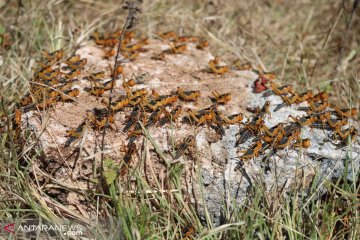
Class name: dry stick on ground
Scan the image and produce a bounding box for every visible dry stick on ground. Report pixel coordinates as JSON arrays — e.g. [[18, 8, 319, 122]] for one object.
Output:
[[100, 0, 142, 193], [337, 0, 359, 68]]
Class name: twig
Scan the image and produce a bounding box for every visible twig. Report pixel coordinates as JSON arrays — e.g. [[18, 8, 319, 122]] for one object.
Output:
[[99, 0, 142, 193], [337, 0, 359, 69]]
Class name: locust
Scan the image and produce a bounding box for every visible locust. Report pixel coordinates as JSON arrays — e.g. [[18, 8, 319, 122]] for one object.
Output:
[[110, 97, 130, 112], [65, 121, 88, 147], [232, 60, 252, 71], [237, 140, 263, 161], [64, 68, 81, 79], [332, 126, 356, 141], [186, 108, 216, 126], [196, 39, 209, 50], [236, 117, 264, 145], [208, 57, 229, 74], [257, 101, 271, 118], [87, 111, 115, 130], [220, 113, 244, 125], [330, 104, 358, 119], [176, 87, 201, 102], [211, 90, 231, 104], [159, 105, 182, 126], [173, 136, 195, 160], [275, 128, 301, 150], [42, 49, 64, 62], [318, 112, 348, 129], [38, 68, 60, 81], [293, 138, 311, 149], [262, 83, 293, 97], [145, 108, 163, 128], [124, 142, 136, 165], [274, 92, 299, 112], [288, 115, 318, 127]]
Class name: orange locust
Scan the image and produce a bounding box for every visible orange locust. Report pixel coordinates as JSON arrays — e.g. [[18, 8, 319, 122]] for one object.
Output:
[[275, 128, 301, 150], [296, 90, 314, 103], [257, 101, 271, 118], [282, 92, 299, 105], [123, 51, 140, 61], [65, 54, 81, 65], [196, 39, 209, 50], [57, 81, 74, 92], [208, 56, 229, 74], [145, 108, 163, 128], [311, 90, 328, 103], [92, 31, 118, 47], [259, 123, 286, 146], [211, 90, 231, 104], [238, 140, 263, 161], [104, 48, 116, 59], [293, 138, 311, 149], [122, 79, 136, 89], [273, 92, 299, 112], [236, 117, 264, 145], [110, 64, 123, 79], [42, 49, 64, 62], [261, 123, 285, 138], [127, 121, 145, 141], [308, 101, 330, 113], [110, 97, 130, 111], [318, 112, 348, 129], [13, 108, 22, 130], [335, 128, 358, 146], [181, 224, 195, 239], [332, 126, 356, 141], [64, 68, 81, 79], [259, 72, 276, 81], [168, 43, 187, 54], [65, 121, 88, 147], [264, 82, 293, 97], [122, 38, 149, 52], [232, 60, 252, 71], [86, 86, 105, 97], [219, 113, 244, 125], [122, 31, 135, 44], [101, 80, 114, 91], [176, 87, 201, 102], [19, 94, 33, 107], [26, 97, 58, 111], [174, 135, 195, 160], [123, 107, 146, 133], [186, 107, 216, 126], [144, 95, 178, 111], [67, 58, 87, 70], [123, 142, 137, 164], [176, 36, 199, 43], [60, 88, 80, 102], [87, 111, 115, 130], [330, 104, 358, 119], [288, 115, 318, 127], [38, 68, 60, 81], [158, 31, 177, 41], [159, 105, 182, 126], [127, 88, 148, 100]]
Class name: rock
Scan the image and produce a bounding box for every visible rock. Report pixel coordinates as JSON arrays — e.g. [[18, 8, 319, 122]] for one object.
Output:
[[22, 37, 359, 226]]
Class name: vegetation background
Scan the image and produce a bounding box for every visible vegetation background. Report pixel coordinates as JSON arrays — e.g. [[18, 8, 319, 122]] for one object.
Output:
[[0, 0, 359, 239]]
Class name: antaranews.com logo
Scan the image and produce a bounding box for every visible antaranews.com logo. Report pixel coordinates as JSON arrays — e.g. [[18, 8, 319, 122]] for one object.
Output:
[[0, 219, 89, 238]]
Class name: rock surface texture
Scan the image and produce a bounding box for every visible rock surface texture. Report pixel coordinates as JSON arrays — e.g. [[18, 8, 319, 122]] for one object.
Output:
[[23, 36, 359, 225]]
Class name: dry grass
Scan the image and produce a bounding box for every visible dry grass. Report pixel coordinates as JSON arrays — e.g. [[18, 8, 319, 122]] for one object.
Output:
[[0, 0, 359, 239]]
